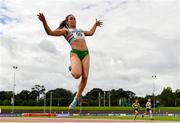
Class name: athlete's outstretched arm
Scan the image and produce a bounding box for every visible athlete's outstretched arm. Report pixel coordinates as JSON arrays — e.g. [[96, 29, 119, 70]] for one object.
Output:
[[84, 19, 103, 36], [37, 13, 67, 36]]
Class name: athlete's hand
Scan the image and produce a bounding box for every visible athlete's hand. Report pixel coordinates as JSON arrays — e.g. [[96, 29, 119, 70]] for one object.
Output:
[[95, 19, 103, 27], [37, 13, 46, 22]]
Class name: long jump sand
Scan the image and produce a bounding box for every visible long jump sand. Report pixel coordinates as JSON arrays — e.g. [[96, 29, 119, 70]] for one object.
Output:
[[0, 117, 180, 123]]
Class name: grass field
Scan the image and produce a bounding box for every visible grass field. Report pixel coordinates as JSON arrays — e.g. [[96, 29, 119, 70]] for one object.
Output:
[[0, 106, 180, 122], [1, 106, 180, 111], [69, 116, 180, 121]]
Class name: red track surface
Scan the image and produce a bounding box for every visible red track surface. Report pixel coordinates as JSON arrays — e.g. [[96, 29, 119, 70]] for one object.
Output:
[[0, 117, 179, 123]]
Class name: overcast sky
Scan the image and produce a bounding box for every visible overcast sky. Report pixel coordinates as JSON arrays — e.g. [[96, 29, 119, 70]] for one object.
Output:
[[0, 0, 179, 97]]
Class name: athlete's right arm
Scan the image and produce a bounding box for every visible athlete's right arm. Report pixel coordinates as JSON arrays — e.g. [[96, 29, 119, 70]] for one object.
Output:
[[37, 13, 67, 36]]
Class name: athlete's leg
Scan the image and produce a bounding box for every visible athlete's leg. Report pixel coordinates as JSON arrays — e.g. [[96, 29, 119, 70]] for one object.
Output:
[[143, 110, 147, 117], [134, 110, 138, 120], [142, 111, 146, 118], [75, 55, 90, 98], [69, 55, 89, 109], [149, 110, 153, 118], [70, 53, 82, 79]]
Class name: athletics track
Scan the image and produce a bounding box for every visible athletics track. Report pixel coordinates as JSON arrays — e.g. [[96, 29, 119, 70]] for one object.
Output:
[[0, 117, 180, 123]]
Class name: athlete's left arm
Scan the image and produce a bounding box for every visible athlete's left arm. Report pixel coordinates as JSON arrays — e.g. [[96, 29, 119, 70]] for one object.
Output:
[[84, 19, 103, 36]]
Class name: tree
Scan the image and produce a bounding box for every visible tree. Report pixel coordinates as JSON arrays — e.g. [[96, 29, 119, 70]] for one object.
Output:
[[16, 90, 30, 100], [0, 91, 12, 101], [29, 90, 39, 100], [110, 88, 129, 106], [46, 88, 73, 106], [160, 87, 175, 106], [3, 100, 11, 106], [110, 89, 120, 106], [31, 84, 46, 102], [85, 88, 103, 106], [16, 90, 30, 105], [85, 88, 103, 100], [175, 89, 180, 106], [125, 90, 135, 99]]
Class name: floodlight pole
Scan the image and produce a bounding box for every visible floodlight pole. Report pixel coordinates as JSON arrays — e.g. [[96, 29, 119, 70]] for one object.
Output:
[[152, 75, 156, 114], [104, 91, 106, 107], [50, 92, 52, 113], [44, 93, 46, 113], [12, 66, 18, 113], [109, 91, 111, 107], [99, 92, 101, 107]]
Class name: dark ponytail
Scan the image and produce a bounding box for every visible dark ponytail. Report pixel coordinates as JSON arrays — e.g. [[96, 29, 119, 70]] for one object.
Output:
[[57, 14, 73, 29], [57, 20, 68, 29]]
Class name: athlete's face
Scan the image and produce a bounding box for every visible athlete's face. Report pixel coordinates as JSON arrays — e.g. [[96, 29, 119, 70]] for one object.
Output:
[[67, 15, 76, 28]]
